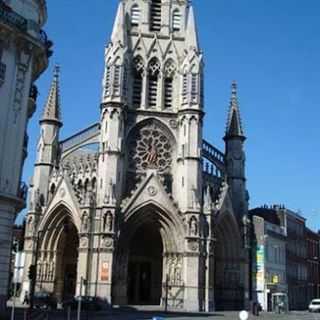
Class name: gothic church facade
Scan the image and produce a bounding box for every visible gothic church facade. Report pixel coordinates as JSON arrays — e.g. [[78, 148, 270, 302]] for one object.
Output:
[[22, 0, 250, 312]]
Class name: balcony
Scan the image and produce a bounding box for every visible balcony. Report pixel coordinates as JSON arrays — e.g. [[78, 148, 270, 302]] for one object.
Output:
[[0, 1, 27, 32]]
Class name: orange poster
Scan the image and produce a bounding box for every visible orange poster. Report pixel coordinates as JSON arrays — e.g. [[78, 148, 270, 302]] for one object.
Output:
[[101, 261, 109, 281]]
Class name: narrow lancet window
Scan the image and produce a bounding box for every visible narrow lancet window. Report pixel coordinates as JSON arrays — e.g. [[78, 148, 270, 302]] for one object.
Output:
[[172, 9, 181, 31], [131, 5, 141, 26], [164, 60, 176, 109], [148, 58, 160, 108], [132, 57, 144, 108], [150, 0, 162, 32]]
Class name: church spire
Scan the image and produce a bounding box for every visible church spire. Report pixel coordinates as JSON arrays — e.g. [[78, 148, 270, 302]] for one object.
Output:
[[225, 81, 245, 139], [185, 5, 199, 51], [41, 65, 62, 127], [111, 1, 126, 46]]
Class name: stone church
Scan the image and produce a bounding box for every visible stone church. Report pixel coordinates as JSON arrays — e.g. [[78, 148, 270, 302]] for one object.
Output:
[[22, 0, 250, 312]]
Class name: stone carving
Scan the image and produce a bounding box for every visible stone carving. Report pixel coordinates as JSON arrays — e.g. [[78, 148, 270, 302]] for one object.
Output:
[[103, 211, 113, 233], [13, 50, 32, 123], [188, 239, 199, 251], [27, 216, 34, 235], [191, 186, 200, 209], [81, 213, 89, 233], [104, 179, 116, 205], [80, 237, 88, 248], [189, 216, 198, 236], [147, 185, 157, 197], [102, 237, 113, 248], [168, 255, 183, 285], [203, 185, 212, 211]]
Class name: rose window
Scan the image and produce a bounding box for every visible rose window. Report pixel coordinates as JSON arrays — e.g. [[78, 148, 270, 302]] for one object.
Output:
[[128, 124, 172, 173]]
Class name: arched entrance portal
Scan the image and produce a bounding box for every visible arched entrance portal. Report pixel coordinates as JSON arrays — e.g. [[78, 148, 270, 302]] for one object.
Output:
[[214, 213, 244, 310], [128, 222, 163, 305], [113, 203, 184, 307], [54, 222, 79, 302]]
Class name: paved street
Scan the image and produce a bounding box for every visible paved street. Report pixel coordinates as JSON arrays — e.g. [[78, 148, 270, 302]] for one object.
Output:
[[8, 308, 320, 320]]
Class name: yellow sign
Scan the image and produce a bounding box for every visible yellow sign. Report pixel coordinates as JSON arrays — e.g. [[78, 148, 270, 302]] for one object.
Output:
[[272, 275, 279, 284]]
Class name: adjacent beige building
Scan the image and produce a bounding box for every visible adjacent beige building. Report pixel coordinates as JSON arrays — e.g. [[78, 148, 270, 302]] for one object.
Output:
[[0, 0, 49, 311], [22, 0, 250, 312]]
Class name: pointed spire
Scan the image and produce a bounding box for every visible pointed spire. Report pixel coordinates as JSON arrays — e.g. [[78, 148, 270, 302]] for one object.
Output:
[[185, 5, 199, 51], [111, 1, 126, 46], [225, 81, 245, 139], [41, 65, 62, 126]]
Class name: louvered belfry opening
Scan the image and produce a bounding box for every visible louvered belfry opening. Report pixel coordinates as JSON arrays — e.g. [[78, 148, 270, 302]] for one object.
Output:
[[131, 4, 140, 26], [133, 72, 142, 107], [133, 57, 144, 108], [148, 58, 160, 108], [164, 60, 175, 109], [164, 78, 173, 109], [150, 0, 162, 32]]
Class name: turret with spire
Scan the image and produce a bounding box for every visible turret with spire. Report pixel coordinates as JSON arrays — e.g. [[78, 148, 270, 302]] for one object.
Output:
[[224, 81, 248, 219], [32, 65, 63, 208]]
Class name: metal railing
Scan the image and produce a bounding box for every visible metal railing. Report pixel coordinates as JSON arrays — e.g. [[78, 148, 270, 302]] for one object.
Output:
[[0, 1, 27, 32]]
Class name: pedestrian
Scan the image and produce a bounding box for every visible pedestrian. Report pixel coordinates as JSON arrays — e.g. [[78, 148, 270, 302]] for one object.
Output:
[[23, 291, 29, 305]]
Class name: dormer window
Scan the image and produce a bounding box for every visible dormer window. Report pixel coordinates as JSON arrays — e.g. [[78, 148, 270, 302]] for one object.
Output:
[[172, 9, 181, 32], [150, 0, 162, 32], [131, 4, 141, 27]]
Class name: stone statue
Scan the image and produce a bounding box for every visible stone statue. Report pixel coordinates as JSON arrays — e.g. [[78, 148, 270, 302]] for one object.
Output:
[[82, 213, 89, 233], [189, 216, 198, 236]]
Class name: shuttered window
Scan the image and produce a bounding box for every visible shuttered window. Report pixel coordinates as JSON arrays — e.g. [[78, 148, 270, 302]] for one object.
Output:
[[150, 0, 162, 32], [172, 10, 181, 31], [131, 5, 140, 26]]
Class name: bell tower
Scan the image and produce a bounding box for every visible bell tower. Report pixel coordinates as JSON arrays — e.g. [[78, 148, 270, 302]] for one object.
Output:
[[97, 0, 204, 310]]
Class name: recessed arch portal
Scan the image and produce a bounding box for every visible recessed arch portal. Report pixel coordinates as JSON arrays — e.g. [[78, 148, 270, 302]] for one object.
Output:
[[35, 204, 80, 303], [214, 212, 244, 311], [113, 203, 184, 306]]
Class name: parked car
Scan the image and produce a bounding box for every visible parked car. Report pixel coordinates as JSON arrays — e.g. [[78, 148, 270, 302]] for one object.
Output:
[[309, 299, 320, 313], [63, 296, 102, 311], [33, 291, 56, 310]]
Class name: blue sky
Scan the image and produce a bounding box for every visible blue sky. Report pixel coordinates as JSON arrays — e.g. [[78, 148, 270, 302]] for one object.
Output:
[[20, 0, 320, 230]]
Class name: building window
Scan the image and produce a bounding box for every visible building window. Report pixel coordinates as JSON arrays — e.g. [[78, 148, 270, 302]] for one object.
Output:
[[182, 73, 188, 103], [164, 60, 176, 109], [131, 4, 141, 26], [172, 9, 181, 31], [191, 73, 198, 103], [132, 57, 144, 108], [150, 0, 162, 32], [104, 66, 111, 97], [148, 58, 160, 108], [113, 64, 121, 96]]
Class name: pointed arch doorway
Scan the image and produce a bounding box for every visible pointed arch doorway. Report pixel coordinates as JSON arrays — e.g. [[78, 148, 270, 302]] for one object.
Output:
[[39, 207, 80, 303], [55, 222, 79, 301], [127, 221, 163, 305]]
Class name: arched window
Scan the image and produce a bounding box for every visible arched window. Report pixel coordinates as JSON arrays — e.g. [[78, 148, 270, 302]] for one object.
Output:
[[182, 72, 188, 103], [132, 57, 144, 108], [164, 60, 176, 109], [172, 9, 181, 31], [191, 65, 198, 103], [148, 58, 161, 108], [150, 0, 162, 32], [113, 58, 121, 96], [131, 4, 141, 26], [104, 65, 111, 97]]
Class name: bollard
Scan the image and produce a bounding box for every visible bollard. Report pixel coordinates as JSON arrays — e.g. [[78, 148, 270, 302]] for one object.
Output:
[[153, 318, 165, 320], [67, 306, 71, 320]]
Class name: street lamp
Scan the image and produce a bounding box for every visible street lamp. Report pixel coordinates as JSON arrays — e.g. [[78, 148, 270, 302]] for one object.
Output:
[[29, 218, 70, 309]]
